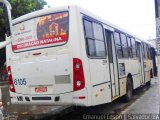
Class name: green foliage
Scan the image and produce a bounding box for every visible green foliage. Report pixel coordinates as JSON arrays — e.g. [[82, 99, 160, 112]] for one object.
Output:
[[8, 0, 47, 19], [0, 0, 47, 40]]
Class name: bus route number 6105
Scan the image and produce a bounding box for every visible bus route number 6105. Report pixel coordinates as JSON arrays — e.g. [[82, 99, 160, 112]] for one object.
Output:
[[14, 78, 27, 85]]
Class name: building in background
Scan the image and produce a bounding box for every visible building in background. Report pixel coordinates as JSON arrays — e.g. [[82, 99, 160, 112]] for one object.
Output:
[[155, 0, 160, 65], [147, 38, 156, 48], [147, 38, 160, 65], [155, 0, 160, 40]]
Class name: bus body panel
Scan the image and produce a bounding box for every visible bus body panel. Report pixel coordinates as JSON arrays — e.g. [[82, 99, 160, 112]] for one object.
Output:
[[6, 5, 155, 107], [10, 53, 72, 95], [7, 6, 75, 105], [7, 5, 90, 106], [144, 59, 152, 83], [10, 91, 73, 105]]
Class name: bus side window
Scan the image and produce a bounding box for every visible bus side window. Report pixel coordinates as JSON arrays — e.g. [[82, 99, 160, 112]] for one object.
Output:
[[142, 43, 145, 58], [147, 46, 151, 60], [146, 45, 148, 59], [143, 43, 148, 59], [131, 38, 136, 58], [145, 44, 148, 59], [135, 41, 139, 57], [127, 37, 133, 58], [148, 46, 151, 60], [83, 19, 106, 58], [114, 32, 123, 58], [150, 47, 153, 60], [84, 20, 94, 38], [120, 33, 128, 58]]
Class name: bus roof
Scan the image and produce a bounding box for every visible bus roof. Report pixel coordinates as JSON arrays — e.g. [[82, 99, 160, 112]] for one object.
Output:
[[12, 5, 154, 48]]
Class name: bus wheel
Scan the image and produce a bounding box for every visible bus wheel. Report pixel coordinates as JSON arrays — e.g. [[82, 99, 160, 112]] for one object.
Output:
[[146, 80, 151, 86], [123, 78, 133, 102]]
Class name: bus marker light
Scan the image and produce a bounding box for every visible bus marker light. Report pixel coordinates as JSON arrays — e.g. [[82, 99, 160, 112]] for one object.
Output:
[[32, 52, 42, 56], [79, 96, 86, 99], [100, 89, 104, 92], [73, 96, 86, 99]]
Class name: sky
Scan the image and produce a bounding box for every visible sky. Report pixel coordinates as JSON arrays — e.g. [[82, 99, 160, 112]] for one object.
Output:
[[45, 0, 156, 40]]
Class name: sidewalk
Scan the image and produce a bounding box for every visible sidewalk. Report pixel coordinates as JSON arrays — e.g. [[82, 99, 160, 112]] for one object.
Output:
[[120, 66, 160, 116], [121, 77, 159, 114]]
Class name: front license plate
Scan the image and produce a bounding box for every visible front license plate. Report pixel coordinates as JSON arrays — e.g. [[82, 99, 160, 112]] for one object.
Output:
[[35, 87, 47, 92]]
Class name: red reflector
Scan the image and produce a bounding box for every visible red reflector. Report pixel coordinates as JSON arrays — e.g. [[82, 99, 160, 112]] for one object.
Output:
[[7, 66, 16, 93], [32, 52, 42, 56], [79, 96, 86, 99], [73, 58, 85, 91]]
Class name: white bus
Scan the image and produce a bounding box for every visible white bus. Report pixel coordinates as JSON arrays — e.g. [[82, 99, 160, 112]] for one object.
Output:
[[6, 5, 156, 106]]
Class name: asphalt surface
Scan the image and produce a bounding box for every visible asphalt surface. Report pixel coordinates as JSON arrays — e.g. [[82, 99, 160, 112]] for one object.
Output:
[[0, 77, 158, 120], [35, 80, 155, 120], [121, 78, 159, 120], [0, 85, 71, 120], [121, 78, 159, 114]]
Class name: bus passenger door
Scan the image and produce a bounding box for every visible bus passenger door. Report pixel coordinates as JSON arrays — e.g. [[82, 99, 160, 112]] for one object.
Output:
[[105, 29, 119, 98]]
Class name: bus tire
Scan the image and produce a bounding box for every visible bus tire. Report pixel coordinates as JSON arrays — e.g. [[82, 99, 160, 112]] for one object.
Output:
[[146, 80, 151, 86], [123, 78, 133, 102]]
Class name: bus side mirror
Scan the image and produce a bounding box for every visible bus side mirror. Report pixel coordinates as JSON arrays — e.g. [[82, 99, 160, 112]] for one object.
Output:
[[3, 3, 11, 37], [0, 2, 11, 37]]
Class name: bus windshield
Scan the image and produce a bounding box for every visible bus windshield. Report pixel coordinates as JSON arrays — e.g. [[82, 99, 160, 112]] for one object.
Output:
[[12, 12, 69, 52]]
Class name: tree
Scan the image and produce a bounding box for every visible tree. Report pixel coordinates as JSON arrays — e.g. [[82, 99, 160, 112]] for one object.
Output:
[[0, 0, 47, 40], [0, 0, 47, 67], [9, 0, 47, 19]]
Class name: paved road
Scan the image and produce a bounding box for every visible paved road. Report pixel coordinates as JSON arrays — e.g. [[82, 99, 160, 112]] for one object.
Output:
[[121, 78, 159, 120], [39, 79, 157, 120], [121, 78, 159, 114], [0, 77, 158, 120], [0, 85, 70, 120]]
